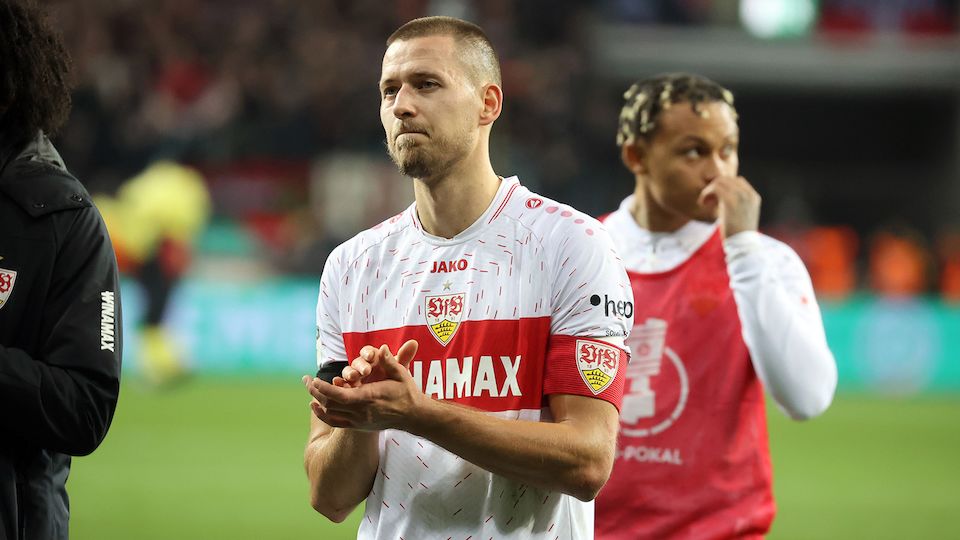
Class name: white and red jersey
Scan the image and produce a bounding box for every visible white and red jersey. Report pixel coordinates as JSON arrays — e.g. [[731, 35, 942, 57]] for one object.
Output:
[[317, 176, 634, 540]]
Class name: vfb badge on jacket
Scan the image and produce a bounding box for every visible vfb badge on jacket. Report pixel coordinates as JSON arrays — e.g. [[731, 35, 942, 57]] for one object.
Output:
[[0, 268, 17, 310]]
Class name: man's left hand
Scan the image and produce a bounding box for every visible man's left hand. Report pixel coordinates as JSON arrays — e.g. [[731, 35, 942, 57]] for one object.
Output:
[[304, 340, 421, 431]]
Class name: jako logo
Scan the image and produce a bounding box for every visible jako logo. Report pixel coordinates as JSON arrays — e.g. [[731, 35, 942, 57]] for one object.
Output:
[[431, 259, 468, 273], [526, 198, 543, 209], [590, 294, 633, 318]]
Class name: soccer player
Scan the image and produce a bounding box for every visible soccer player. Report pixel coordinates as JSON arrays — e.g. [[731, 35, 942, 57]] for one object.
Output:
[[96, 160, 211, 386], [302, 16, 634, 539], [0, 1, 122, 537], [594, 73, 838, 539]]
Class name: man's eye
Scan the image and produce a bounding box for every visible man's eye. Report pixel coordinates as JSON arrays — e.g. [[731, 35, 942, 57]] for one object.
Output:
[[382, 87, 398, 97], [722, 144, 737, 157], [419, 80, 438, 89], [683, 148, 701, 159]]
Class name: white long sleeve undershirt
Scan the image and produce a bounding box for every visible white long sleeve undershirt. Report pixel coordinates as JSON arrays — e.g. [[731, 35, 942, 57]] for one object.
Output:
[[608, 199, 837, 420]]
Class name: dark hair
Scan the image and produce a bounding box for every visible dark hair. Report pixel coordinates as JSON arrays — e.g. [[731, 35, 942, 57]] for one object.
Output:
[[387, 16, 501, 86], [0, 0, 73, 149], [616, 73, 736, 147]]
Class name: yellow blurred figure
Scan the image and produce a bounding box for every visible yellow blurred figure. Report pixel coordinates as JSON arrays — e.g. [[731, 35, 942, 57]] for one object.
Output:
[[96, 161, 211, 387]]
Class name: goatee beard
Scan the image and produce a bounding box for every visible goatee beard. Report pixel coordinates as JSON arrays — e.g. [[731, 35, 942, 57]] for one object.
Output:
[[388, 147, 428, 178], [387, 141, 451, 180]]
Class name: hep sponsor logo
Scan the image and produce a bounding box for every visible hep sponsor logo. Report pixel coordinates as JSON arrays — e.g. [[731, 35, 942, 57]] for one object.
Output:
[[425, 293, 465, 346], [576, 339, 620, 395], [430, 259, 468, 273], [590, 294, 634, 319], [0, 268, 17, 310], [525, 197, 543, 209]]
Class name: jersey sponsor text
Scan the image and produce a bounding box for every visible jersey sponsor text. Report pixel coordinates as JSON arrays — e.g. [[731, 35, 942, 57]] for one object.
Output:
[[100, 291, 117, 352], [430, 259, 468, 273], [411, 355, 522, 399]]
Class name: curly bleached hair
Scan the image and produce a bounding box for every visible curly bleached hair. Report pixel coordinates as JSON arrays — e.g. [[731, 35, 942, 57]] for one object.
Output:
[[616, 73, 736, 147]]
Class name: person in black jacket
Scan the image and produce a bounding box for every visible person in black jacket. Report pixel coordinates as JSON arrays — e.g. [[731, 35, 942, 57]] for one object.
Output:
[[0, 1, 123, 538]]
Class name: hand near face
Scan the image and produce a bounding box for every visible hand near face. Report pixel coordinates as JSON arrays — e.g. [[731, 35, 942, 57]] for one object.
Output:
[[303, 340, 421, 430], [697, 175, 760, 239]]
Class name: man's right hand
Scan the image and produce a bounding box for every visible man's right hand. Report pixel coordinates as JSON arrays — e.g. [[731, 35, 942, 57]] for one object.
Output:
[[697, 174, 760, 239]]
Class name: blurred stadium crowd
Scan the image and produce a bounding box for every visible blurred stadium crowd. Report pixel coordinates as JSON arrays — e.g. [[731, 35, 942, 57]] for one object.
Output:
[[44, 0, 960, 299]]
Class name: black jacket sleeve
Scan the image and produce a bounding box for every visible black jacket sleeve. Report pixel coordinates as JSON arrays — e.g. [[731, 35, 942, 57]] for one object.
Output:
[[0, 205, 122, 456]]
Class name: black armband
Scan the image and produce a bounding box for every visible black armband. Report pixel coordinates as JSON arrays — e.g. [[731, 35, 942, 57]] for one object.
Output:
[[316, 361, 349, 383]]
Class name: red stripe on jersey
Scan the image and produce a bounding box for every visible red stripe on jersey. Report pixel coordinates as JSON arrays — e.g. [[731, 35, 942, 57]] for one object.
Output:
[[543, 335, 627, 410], [342, 318, 551, 412], [488, 181, 520, 224], [341, 320, 626, 413]]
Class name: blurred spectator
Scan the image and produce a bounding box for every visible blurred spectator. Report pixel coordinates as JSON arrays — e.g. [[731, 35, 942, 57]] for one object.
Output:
[[868, 226, 932, 297], [601, 0, 715, 25], [46, 0, 601, 205], [804, 226, 859, 300], [819, 0, 958, 35], [937, 228, 960, 302]]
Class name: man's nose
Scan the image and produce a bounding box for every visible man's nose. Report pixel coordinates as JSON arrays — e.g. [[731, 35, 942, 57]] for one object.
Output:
[[393, 85, 416, 119], [703, 152, 728, 182]]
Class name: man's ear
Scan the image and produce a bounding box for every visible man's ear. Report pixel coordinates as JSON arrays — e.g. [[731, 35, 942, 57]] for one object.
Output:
[[479, 83, 502, 126], [621, 142, 648, 175]]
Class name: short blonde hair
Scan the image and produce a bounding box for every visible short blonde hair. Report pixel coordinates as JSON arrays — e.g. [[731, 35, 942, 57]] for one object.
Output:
[[387, 16, 501, 87]]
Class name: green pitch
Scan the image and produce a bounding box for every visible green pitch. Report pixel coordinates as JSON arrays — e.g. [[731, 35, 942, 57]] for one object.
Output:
[[68, 378, 960, 539]]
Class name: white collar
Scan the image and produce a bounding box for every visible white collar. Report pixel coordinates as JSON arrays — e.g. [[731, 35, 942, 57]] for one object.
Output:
[[614, 194, 716, 253], [607, 194, 717, 273]]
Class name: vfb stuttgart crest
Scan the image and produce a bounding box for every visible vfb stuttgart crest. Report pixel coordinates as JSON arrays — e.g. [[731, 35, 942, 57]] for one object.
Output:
[[576, 339, 620, 395], [425, 293, 465, 346], [0, 268, 17, 311]]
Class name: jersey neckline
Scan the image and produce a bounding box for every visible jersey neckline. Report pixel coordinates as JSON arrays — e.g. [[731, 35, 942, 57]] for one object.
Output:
[[408, 175, 521, 246]]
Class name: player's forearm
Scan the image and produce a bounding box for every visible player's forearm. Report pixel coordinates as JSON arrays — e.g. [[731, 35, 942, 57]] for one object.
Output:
[[304, 424, 379, 522], [725, 233, 837, 420], [738, 285, 837, 419], [401, 398, 615, 501]]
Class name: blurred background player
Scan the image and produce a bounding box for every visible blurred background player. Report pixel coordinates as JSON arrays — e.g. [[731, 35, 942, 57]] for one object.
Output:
[[96, 161, 210, 386], [0, 0, 122, 537], [595, 73, 838, 539]]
